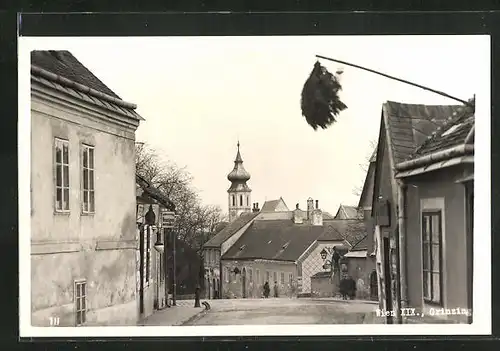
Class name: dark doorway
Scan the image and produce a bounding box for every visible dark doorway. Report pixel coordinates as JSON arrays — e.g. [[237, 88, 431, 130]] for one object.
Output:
[[370, 270, 378, 300], [242, 268, 247, 298], [383, 237, 393, 324]]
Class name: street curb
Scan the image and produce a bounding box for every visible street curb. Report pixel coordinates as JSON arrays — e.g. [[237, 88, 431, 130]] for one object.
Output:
[[180, 308, 209, 326]]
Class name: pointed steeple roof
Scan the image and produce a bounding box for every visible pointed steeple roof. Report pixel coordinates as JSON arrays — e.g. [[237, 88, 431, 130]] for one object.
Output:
[[227, 141, 251, 187]]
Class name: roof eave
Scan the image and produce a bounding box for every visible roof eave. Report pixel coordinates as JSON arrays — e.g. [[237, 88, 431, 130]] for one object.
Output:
[[31, 64, 142, 118], [395, 144, 474, 173]]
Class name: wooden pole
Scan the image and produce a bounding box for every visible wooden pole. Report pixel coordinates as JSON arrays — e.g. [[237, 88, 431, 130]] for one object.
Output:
[[315, 55, 473, 108]]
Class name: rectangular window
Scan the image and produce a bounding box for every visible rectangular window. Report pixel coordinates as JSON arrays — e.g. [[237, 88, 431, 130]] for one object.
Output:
[[249, 269, 253, 282], [289, 273, 293, 284], [81, 144, 95, 213], [256, 269, 260, 285], [75, 280, 87, 326], [55, 138, 70, 212], [422, 211, 442, 305], [273, 271, 277, 283], [280, 272, 285, 285], [266, 271, 270, 283]]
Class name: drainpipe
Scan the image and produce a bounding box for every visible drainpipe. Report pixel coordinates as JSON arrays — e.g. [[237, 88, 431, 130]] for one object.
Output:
[[397, 180, 409, 322], [395, 144, 474, 172]]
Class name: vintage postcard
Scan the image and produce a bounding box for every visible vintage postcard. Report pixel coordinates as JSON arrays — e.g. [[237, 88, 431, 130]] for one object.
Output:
[[18, 34, 491, 337]]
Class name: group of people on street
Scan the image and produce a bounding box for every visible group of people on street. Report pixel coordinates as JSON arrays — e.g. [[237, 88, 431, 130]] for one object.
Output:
[[260, 276, 357, 300], [262, 281, 279, 298]]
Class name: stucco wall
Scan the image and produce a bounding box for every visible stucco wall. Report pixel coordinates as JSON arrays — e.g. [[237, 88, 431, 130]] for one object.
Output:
[[221, 259, 297, 298], [404, 165, 472, 312], [298, 241, 344, 293], [30, 90, 139, 326]]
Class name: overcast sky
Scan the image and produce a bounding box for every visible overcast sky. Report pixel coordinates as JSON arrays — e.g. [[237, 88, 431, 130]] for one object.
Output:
[[25, 36, 487, 215]]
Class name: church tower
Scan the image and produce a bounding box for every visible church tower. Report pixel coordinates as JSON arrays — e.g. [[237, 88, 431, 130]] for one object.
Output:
[[227, 141, 252, 222]]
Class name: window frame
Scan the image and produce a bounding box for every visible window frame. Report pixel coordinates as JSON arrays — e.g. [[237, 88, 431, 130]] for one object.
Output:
[[280, 272, 285, 285], [422, 210, 443, 305], [81, 144, 95, 214], [54, 138, 70, 213], [74, 279, 87, 326]]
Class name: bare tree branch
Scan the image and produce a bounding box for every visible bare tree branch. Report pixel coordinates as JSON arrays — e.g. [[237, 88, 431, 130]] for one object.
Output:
[[136, 143, 226, 251]]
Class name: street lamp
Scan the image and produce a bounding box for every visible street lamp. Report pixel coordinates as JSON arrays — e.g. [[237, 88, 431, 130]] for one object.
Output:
[[320, 248, 328, 260]]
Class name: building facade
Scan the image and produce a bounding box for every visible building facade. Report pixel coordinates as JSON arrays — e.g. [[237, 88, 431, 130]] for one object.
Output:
[[369, 100, 474, 323], [394, 103, 474, 323], [30, 50, 142, 326]]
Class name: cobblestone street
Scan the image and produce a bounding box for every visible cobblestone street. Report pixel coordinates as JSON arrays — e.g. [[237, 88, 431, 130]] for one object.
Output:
[[182, 298, 382, 325]]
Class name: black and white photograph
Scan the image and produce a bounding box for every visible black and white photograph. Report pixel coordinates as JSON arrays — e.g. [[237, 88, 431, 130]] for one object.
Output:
[[18, 34, 490, 337]]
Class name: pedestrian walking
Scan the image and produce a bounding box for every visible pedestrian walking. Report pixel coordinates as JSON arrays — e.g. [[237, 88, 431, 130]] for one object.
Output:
[[263, 281, 270, 298], [273, 281, 279, 298]]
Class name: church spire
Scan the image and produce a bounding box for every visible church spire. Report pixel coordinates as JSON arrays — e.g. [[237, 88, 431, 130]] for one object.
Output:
[[227, 141, 250, 182], [227, 141, 252, 222]]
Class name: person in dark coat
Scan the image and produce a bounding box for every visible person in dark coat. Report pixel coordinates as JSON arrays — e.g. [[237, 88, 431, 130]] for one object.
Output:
[[263, 281, 270, 298]]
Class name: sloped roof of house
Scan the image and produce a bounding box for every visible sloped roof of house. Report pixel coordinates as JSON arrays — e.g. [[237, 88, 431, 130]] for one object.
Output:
[[222, 220, 340, 262], [334, 205, 361, 219], [222, 219, 367, 262], [293, 208, 335, 220], [410, 104, 474, 158], [203, 212, 259, 248], [350, 234, 368, 251], [311, 271, 332, 279], [32, 50, 121, 99], [383, 101, 464, 164], [358, 162, 376, 209], [31, 50, 143, 121], [261, 197, 289, 212], [320, 219, 367, 247]]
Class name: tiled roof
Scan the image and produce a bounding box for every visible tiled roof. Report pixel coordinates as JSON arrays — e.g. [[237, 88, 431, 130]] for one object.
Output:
[[383, 101, 464, 164], [350, 234, 368, 251], [322, 212, 335, 220], [222, 220, 344, 262], [411, 105, 474, 158], [203, 212, 259, 248], [320, 220, 367, 247], [335, 205, 361, 219], [311, 271, 332, 279], [31, 50, 121, 99], [261, 199, 282, 212]]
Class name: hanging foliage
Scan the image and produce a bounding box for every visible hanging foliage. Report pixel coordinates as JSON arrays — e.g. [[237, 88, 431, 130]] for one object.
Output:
[[300, 61, 347, 130]]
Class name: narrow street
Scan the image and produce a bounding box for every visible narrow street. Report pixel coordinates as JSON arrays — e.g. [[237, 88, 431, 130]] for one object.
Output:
[[184, 298, 383, 325]]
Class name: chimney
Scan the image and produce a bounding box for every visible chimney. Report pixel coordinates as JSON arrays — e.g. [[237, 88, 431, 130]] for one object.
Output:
[[307, 197, 314, 220], [253, 202, 259, 212], [311, 199, 323, 226], [293, 203, 304, 224]]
